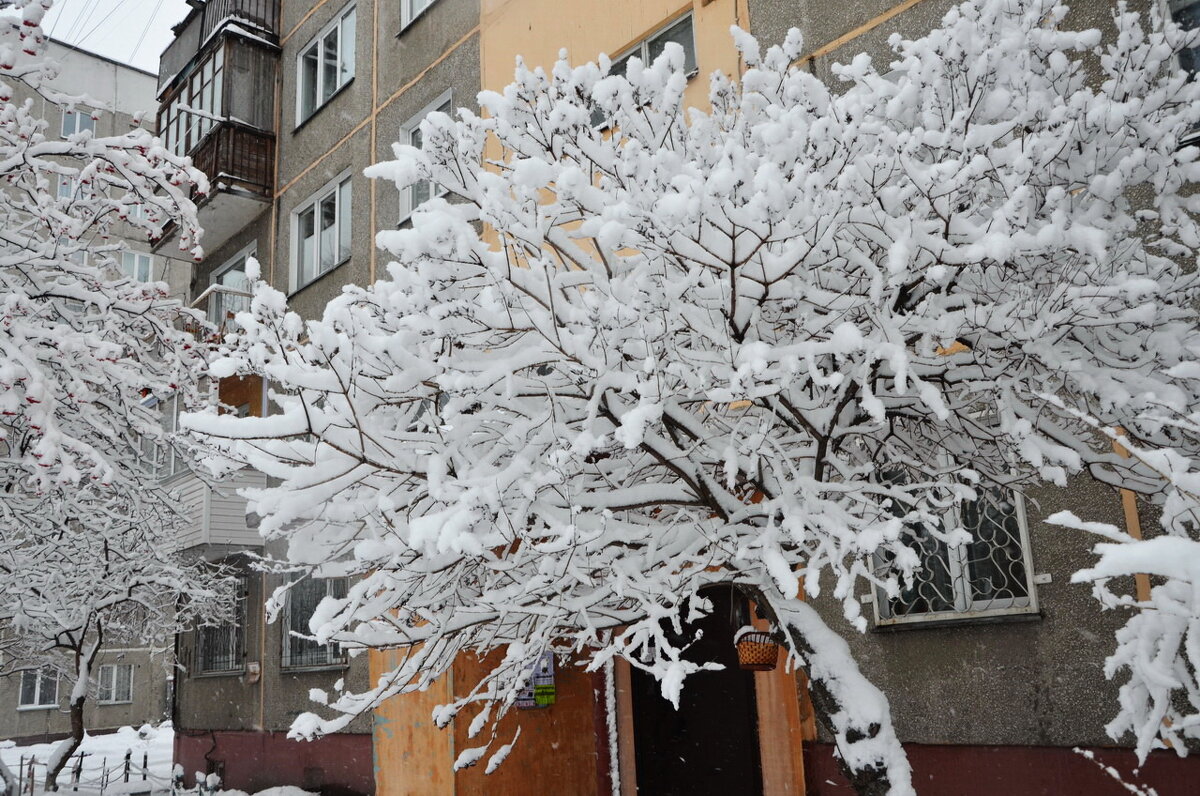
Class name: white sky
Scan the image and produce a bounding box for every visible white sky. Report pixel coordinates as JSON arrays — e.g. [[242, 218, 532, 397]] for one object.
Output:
[[42, 0, 193, 75]]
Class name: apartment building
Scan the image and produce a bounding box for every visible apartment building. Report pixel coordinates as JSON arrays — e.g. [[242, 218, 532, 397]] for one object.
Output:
[[155, 0, 1200, 794], [0, 39, 191, 748]]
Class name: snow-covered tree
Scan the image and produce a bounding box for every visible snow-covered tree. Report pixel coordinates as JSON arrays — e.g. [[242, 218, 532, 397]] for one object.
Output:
[[188, 1, 1200, 793], [0, 1, 233, 790]]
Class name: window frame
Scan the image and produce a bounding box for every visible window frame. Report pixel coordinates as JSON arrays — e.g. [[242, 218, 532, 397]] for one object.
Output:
[[281, 576, 349, 670], [291, 171, 353, 292], [400, 0, 438, 31], [608, 13, 698, 80], [61, 109, 95, 138], [295, 5, 357, 126], [96, 663, 134, 705], [17, 668, 58, 710], [870, 480, 1039, 629], [210, 243, 256, 326], [158, 45, 225, 157], [399, 90, 453, 223], [120, 251, 154, 282], [196, 575, 248, 676]]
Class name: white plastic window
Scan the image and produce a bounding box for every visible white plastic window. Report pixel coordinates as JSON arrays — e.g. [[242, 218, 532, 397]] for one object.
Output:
[[121, 251, 153, 282], [294, 175, 352, 289], [97, 664, 133, 704], [61, 110, 95, 138], [402, 0, 437, 29], [400, 92, 452, 221], [18, 669, 57, 709], [298, 6, 356, 123]]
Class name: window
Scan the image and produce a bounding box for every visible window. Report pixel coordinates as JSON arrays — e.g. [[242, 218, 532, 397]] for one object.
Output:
[[121, 251, 153, 282], [61, 110, 95, 138], [18, 669, 58, 709], [297, 6, 355, 124], [158, 47, 225, 157], [873, 483, 1036, 626], [294, 174, 352, 289], [197, 576, 247, 674], [401, 0, 437, 29], [1170, 2, 1200, 74], [400, 92, 452, 220], [610, 15, 696, 79], [210, 246, 254, 326], [591, 15, 697, 127], [144, 393, 186, 479], [282, 577, 348, 668], [97, 664, 133, 704]]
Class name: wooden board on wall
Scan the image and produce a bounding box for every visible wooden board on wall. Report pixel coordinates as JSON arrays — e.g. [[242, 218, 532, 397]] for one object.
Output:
[[452, 652, 602, 796], [371, 649, 604, 796], [372, 649, 455, 796]]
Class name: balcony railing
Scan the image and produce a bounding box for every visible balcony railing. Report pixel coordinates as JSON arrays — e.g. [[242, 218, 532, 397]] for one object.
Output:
[[200, 0, 279, 42], [159, 0, 280, 95], [191, 122, 274, 199]]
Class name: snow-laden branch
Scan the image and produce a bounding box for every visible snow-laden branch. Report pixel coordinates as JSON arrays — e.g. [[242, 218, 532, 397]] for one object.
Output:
[[189, 1, 1200, 792]]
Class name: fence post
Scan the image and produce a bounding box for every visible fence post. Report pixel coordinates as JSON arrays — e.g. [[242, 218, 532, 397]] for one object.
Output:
[[15, 756, 22, 795], [100, 756, 107, 796], [72, 750, 84, 792], [142, 752, 148, 781], [123, 749, 131, 783], [25, 757, 34, 796]]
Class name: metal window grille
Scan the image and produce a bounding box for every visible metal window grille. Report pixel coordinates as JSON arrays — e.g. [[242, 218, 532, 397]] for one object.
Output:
[[97, 664, 133, 703], [198, 577, 247, 673], [874, 485, 1036, 625], [282, 577, 347, 668]]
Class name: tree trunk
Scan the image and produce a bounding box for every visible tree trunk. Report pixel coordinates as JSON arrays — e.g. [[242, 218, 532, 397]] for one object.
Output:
[[0, 756, 16, 796], [43, 694, 85, 791], [735, 584, 907, 796]]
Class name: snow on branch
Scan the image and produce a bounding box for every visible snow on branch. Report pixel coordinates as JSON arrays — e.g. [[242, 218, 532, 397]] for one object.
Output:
[[190, 1, 1200, 791]]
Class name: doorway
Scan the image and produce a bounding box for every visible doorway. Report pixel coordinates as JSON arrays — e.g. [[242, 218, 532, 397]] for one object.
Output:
[[629, 587, 763, 795]]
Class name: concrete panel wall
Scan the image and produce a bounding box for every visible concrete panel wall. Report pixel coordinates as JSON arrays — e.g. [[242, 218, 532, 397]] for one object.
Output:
[[0, 648, 170, 744]]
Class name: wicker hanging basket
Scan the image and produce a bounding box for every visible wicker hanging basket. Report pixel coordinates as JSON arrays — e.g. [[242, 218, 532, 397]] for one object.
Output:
[[735, 631, 780, 671]]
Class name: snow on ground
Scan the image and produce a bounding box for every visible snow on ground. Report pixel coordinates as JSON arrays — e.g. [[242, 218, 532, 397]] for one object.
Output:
[[0, 724, 319, 796], [0, 722, 173, 794]]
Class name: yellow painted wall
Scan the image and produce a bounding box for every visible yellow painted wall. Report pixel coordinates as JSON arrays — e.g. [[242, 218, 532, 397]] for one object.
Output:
[[480, 0, 750, 110]]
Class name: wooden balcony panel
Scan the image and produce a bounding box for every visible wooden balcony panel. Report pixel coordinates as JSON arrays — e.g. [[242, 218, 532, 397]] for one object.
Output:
[[191, 122, 275, 199]]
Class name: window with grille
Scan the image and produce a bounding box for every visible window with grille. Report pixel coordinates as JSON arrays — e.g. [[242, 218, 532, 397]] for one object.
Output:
[[297, 6, 355, 124], [97, 664, 133, 704], [282, 577, 347, 668], [294, 174, 352, 289], [197, 577, 247, 673], [873, 483, 1036, 626], [399, 92, 452, 221], [18, 668, 58, 709], [61, 109, 95, 138]]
